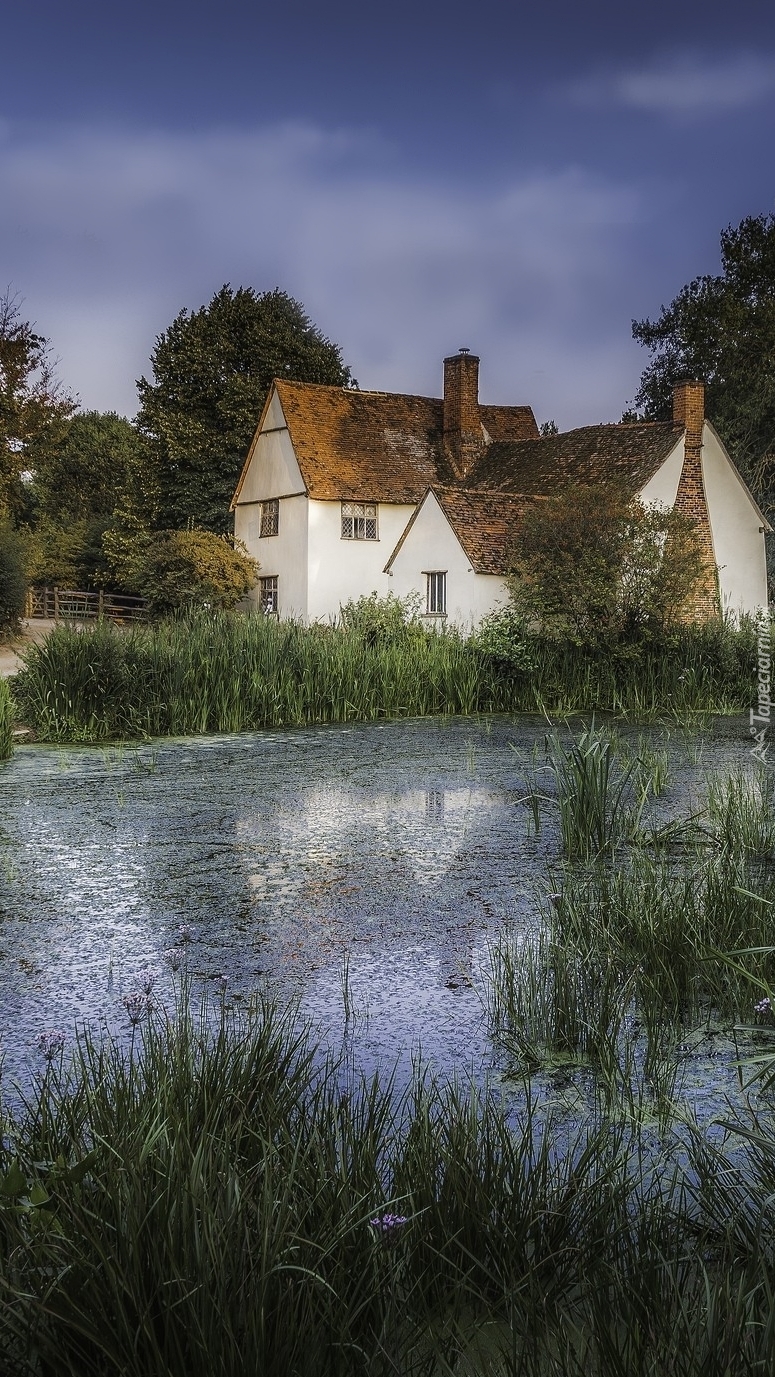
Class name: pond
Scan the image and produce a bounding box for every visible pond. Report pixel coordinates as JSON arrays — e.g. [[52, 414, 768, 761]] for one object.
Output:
[[0, 713, 762, 1118]]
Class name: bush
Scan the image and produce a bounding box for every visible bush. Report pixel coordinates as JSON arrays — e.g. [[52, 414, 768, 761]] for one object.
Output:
[[133, 530, 260, 614], [0, 524, 28, 634], [510, 484, 708, 646], [338, 590, 424, 646], [469, 604, 535, 674]]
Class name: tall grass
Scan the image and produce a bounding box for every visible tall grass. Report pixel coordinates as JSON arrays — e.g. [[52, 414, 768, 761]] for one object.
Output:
[[0, 676, 13, 760], [10, 609, 764, 743], [4, 992, 775, 1375]]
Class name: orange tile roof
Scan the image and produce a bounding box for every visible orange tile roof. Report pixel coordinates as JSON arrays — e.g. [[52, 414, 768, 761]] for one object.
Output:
[[432, 488, 543, 574], [271, 379, 539, 501]]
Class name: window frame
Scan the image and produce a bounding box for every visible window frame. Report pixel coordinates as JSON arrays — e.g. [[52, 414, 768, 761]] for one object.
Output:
[[260, 498, 279, 538], [259, 575, 279, 615], [341, 501, 378, 541], [425, 571, 447, 617]]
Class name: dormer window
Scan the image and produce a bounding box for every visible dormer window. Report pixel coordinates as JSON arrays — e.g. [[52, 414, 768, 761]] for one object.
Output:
[[260, 498, 279, 537], [341, 502, 378, 540]]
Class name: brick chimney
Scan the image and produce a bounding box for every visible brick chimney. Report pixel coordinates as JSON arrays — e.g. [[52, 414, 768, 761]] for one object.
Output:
[[443, 350, 483, 478], [672, 378, 705, 444], [671, 378, 718, 618]]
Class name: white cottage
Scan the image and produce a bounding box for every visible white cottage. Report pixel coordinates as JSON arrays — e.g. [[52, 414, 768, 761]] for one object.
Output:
[[231, 354, 770, 625]]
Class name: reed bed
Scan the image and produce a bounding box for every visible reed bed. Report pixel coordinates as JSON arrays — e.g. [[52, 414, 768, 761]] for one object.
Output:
[[0, 677, 13, 759], [9, 609, 763, 744], [4, 991, 775, 1376]]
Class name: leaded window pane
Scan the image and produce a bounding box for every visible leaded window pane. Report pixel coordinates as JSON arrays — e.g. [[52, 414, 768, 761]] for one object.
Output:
[[341, 501, 378, 539]]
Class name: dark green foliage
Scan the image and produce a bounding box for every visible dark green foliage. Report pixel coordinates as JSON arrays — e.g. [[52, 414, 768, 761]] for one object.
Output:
[[338, 590, 423, 646], [509, 483, 708, 645], [4, 990, 775, 1374], [135, 286, 352, 533], [0, 522, 29, 632], [632, 213, 775, 512], [0, 291, 75, 521], [130, 529, 259, 614], [32, 410, 144, 523]]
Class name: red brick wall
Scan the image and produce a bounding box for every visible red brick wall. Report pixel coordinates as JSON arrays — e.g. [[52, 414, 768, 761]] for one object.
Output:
[[672, 380, 719, 620], [443, 352, 483, 478]]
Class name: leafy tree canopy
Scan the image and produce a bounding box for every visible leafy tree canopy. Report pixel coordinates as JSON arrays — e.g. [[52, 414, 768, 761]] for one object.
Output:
[[33, 410, 143, 524], [0, 291, 75, 522], [509, 483, 708, 646], [135, 286, 352, 533], [632, 214, 775, 503]]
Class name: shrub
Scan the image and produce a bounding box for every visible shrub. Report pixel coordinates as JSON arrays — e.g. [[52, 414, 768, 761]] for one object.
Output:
[[0, 523, 28, 634], [132, 530, 260, 614], [469, 604, 535, 674], [338, 590, 424, 646], [509, 484, 708, 645]]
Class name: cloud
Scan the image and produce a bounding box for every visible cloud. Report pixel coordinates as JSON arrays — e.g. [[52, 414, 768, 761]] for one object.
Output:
[[0, 117, 652, 428], [570, 51, 775, 116]]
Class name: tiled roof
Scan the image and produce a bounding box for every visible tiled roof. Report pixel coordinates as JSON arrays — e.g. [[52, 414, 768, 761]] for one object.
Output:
[[271, 379, 539, 502], [433, 488, 542, 574], [466, 423, 680, 495]]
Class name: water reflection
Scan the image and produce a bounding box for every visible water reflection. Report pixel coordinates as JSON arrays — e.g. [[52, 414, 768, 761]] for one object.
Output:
[[0, 715, 749, 1096]]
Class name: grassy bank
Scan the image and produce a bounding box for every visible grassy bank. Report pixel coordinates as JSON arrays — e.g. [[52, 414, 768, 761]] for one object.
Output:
[[9, 609, 764, 743], [3, 990, 775, 1376]]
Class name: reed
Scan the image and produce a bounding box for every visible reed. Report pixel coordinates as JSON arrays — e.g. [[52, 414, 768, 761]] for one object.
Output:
[[4, 994, 775, 1375], [0, 676, 13, 760], [10, 608, 763, 744]]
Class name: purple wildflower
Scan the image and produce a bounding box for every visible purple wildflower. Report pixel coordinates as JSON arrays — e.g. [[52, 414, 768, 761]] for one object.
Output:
[[36, 1030, 66, 1061], [755, 996, 772, 1016], [136, 966, 159, 995], [369, 1212, 409, 1241], [163, 947, 185, 972], [123, 991, 152, 1026]]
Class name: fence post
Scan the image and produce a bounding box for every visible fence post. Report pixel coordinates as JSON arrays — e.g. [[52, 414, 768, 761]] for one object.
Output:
[[54, 587, 59, 621], [98, 589, 104, 620]]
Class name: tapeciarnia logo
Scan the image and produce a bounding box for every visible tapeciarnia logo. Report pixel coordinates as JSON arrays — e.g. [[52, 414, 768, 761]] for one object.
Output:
[[750, 612, 773, 766]]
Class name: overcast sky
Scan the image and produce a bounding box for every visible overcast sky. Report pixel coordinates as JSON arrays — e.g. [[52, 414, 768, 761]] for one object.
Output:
[[2, 0, 774, 429]]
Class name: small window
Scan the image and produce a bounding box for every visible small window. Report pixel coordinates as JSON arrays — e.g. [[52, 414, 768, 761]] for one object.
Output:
[[426, 571, 447, 616], [259, 576, 278, 614], [260, 498, 279, 538], [341, 501, 378, 540]]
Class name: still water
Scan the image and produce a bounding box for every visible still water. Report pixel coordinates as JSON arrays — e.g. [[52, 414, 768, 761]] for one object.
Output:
[[0, 714, 756, 1112]]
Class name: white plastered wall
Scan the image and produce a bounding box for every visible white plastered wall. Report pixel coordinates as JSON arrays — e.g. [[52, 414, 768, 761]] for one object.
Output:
[[387, 491, 509, 630], [307, 500, 416, 622], [701, 423, 769, 616], [233, 390, 310, 618], [638, 436, 684, 508]]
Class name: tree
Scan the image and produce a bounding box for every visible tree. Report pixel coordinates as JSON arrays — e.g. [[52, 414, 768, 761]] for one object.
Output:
[[632, 214, 775, 506], [33, 410, 143, 523], [0, 291, 76, 521], [508, 484, 707, 645], [135, 286, 352, 533]]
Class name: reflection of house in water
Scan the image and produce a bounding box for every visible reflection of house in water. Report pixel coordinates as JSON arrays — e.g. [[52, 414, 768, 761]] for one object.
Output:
[[425, 789, 445, 823]]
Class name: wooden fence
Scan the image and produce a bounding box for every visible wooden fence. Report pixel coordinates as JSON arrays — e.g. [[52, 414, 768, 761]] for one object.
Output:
[[25, 588, 147, 624]]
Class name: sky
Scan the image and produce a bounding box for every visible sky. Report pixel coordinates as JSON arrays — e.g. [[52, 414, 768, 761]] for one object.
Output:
[[2, 0, 775, 429]]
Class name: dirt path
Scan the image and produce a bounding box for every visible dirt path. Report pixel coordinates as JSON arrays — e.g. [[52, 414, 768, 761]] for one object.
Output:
[[0, 620, 56, 678]]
